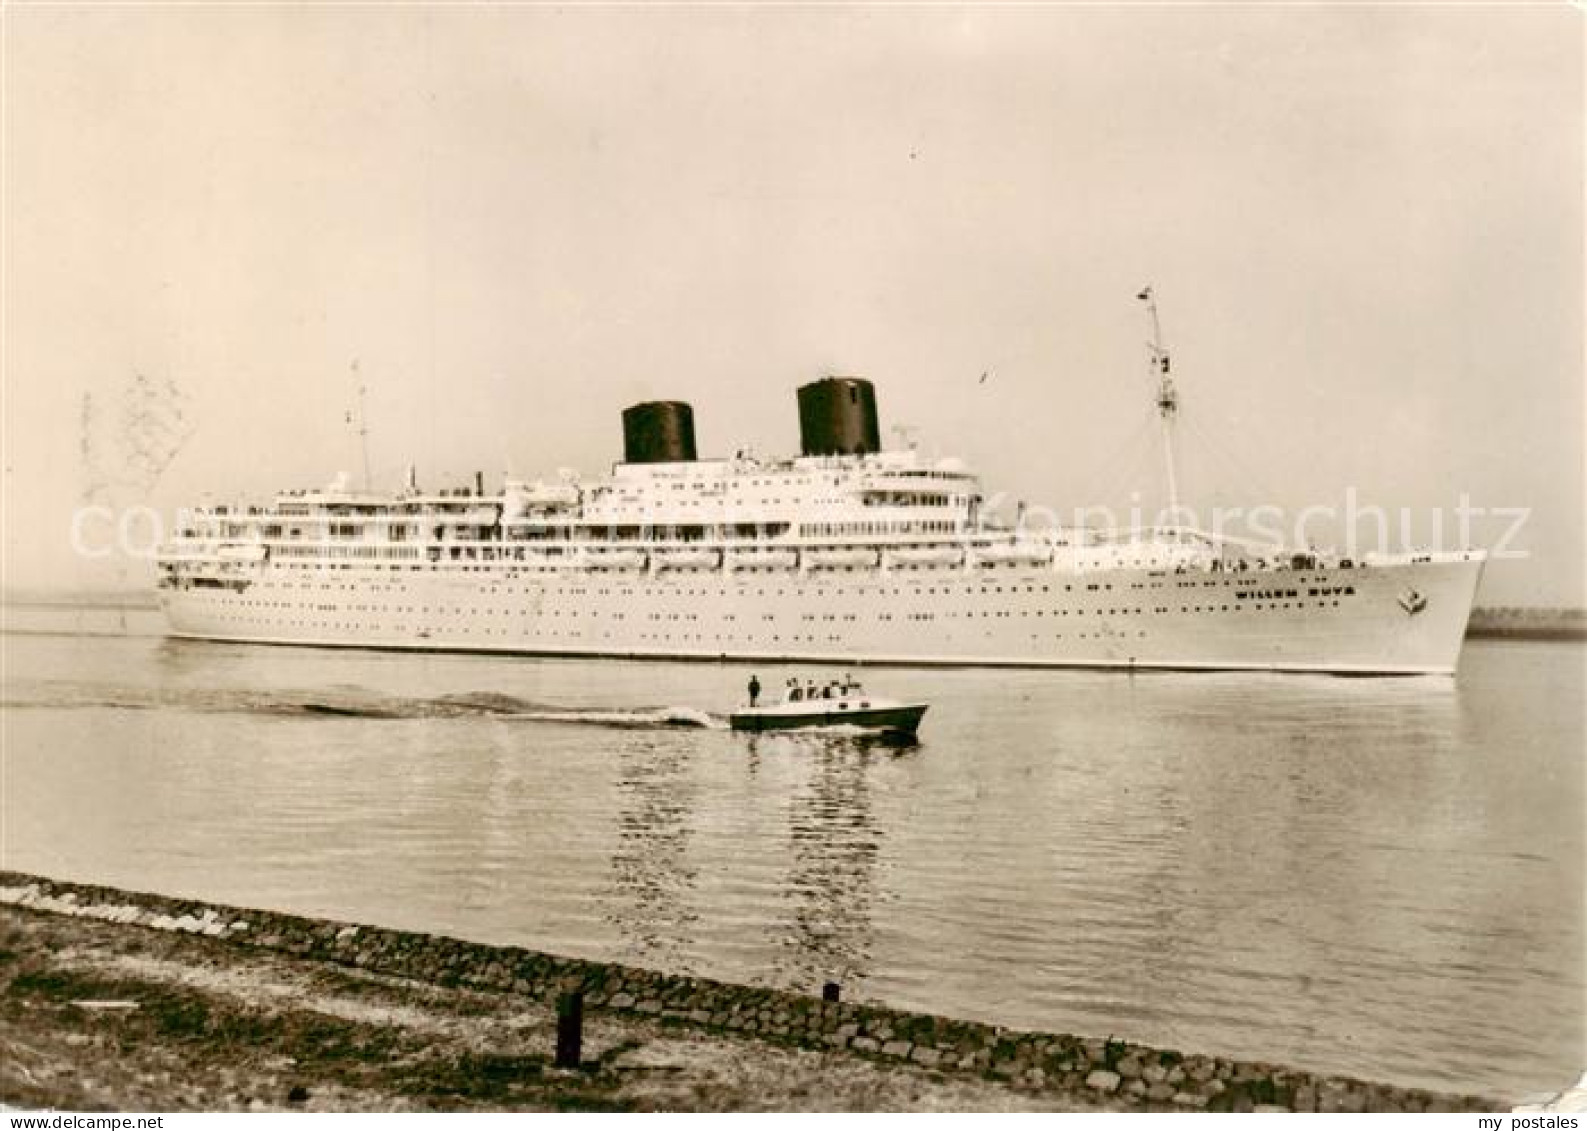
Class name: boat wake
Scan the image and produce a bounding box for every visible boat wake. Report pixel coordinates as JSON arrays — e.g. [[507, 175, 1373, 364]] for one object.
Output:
[[4, 684, 729, 730], [499, 704, 723, 730]]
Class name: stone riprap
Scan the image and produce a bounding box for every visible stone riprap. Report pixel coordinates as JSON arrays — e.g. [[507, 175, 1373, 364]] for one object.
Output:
[[0, 871, 1501, 1113]]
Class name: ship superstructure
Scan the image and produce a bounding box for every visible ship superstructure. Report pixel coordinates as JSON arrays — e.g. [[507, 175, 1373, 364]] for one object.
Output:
[[156, 363, 1485, 674]]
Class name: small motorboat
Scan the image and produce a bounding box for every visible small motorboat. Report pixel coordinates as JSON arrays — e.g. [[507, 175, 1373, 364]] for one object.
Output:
[[730, 677, 928, 736]]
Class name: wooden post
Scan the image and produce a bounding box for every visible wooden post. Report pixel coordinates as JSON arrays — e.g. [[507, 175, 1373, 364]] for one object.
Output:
[[556, 991, 583, 1068], [823, 982, 841, 1003]]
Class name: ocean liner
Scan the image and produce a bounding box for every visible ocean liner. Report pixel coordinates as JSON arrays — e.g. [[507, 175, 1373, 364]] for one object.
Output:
[[155, 315, 1485, 674]]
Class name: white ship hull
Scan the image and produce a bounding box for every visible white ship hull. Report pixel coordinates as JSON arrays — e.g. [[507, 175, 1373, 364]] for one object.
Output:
[[160, 555, 1483, 675]]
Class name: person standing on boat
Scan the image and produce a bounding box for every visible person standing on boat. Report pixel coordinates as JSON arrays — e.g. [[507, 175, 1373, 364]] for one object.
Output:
[[748, 675, 761, 707]]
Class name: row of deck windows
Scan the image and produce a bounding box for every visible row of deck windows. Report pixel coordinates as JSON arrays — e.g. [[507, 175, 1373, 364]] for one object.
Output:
[[201, 586, 1349, 619]]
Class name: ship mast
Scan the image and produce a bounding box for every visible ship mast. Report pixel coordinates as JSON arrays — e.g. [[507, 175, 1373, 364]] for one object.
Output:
[[1137, 286, 1180, 521], [351, 360, 372, 492]]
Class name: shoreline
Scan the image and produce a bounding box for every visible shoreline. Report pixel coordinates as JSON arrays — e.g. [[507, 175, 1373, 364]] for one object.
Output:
[[0, 872, 1503, 1113]]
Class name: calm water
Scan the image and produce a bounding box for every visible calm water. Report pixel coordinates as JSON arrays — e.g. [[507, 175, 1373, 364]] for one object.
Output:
[[2, 604, 1582, 1099]]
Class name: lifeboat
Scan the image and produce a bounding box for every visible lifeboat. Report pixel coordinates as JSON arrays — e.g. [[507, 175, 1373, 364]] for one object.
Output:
[[726, 548, 799, 570], [885, 546, 962, 568], [583, 549, 647, 570], [216, 543, 268, 562], [653, 548, 720, 570], [502, 479, 579, 519], [804, 547, 879, 570], [973, 542, 1052, 567]]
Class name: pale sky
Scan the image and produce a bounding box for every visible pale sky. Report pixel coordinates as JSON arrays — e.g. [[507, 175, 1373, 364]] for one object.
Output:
[[3, 4, 1582, 605]]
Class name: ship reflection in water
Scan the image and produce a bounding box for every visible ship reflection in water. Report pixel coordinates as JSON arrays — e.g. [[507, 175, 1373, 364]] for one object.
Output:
[[603, 728, 906, 988], [606, 742, 701, 973], [768, 735, 894, 992]]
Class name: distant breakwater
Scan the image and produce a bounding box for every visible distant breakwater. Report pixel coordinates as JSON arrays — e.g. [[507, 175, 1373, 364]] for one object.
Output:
[[0, 871, 1504, 1113], [1466, 607, 1586, 641]]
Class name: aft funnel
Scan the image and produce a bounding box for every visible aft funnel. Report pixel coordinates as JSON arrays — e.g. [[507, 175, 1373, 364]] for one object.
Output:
[[797, 377, 880, 457]]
